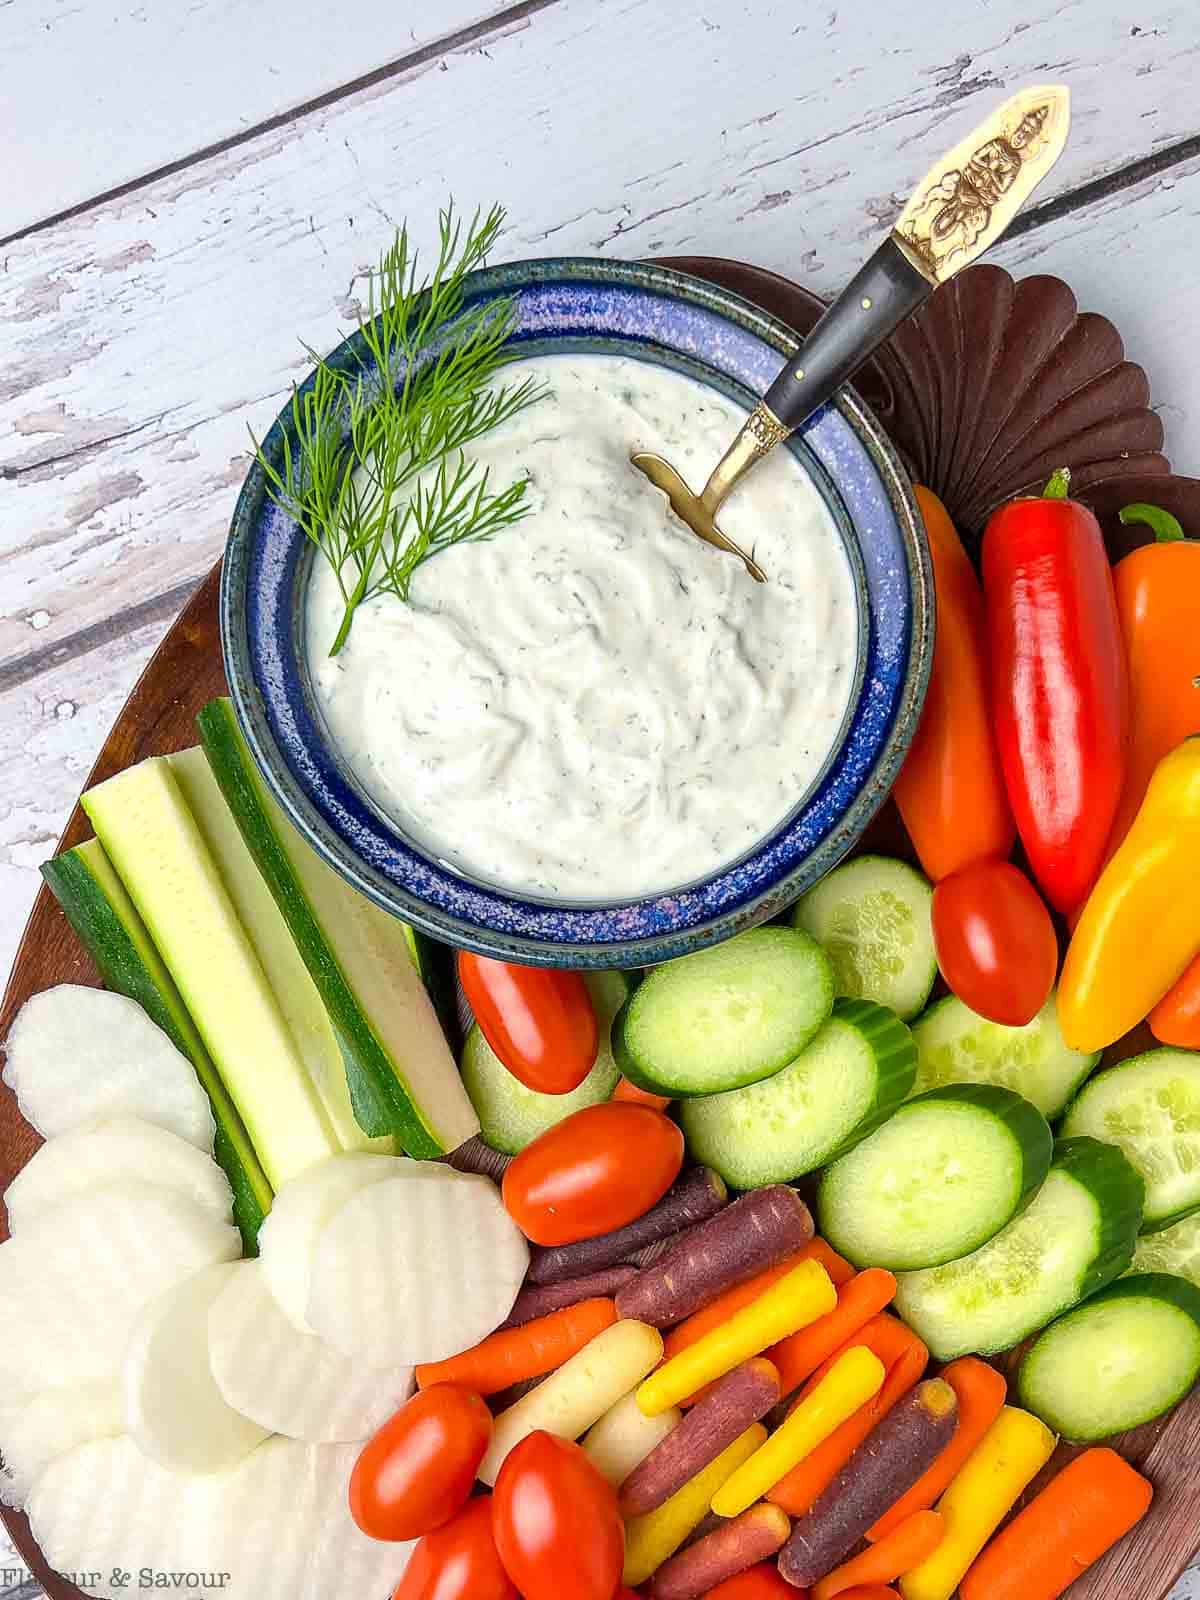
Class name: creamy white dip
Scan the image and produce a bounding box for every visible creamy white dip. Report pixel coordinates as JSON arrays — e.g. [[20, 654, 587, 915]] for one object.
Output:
[[306, 353, 859, 902]]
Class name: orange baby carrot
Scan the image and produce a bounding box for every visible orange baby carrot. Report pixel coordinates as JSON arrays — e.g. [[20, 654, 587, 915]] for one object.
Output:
[[768, 1315, 928, 1518], [665, 1240, 854, 1383], [958, 1447, 1152, 1600], [770, 1270, 898, 1397], [867, 1356, 1006, 1542], [813, 1511, 944, 1599], [613, 1077, 673, 1110], [414, 1296, 616, 1393]]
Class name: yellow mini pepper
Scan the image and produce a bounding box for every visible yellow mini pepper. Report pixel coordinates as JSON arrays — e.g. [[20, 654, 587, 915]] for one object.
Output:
[[1059, 737, 1200, 1054]]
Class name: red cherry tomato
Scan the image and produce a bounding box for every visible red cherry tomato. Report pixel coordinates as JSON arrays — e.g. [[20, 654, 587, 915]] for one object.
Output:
[[502, 1102, 684, 1246], [458, 953, 599, 1095], [612, 1076, 673, 1111], [351, 1386, 493, 1542], [931, 858, 1059, 1026], [393, 1495, 517, 1600], [492, 1432, 624, 1600]]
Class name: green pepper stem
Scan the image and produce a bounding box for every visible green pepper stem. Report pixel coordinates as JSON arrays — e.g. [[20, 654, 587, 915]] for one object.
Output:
[[1119, 502, 1186, 543], [1043, 467, 1072, 500]]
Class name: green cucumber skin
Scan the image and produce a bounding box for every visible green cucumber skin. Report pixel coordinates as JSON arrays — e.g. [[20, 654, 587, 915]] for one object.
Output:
[[1017, 1271, 1200, 1439], [1062, 1049, 1200, 1234], [41, 845, 269, 1252], [680, 999, 915, 1189], [819, 1083, 1054, 1272], [197, 699, 441, 1158], [613, 929, 834, 1097], [1052, 1136, 1146, 1301]]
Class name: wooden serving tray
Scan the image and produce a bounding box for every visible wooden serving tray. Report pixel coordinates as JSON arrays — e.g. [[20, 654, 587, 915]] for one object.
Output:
[[2, 260, 1197, 1600]]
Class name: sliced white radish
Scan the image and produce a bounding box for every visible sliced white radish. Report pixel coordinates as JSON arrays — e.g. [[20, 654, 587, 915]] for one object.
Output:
[[28, 1435, 413, 1600], [4, 1116, 233, 1234], [0, 1182, 240, 1393], [209, 1259, 413, 1442], [3, 986, 215, 1151], [0, 1380, 122, 1510], [217, 1436, 414, 1600], [26, 1435, 241, 1599], [308, 1167, 528, 1366], [124, 1262, 268, 1474], [257, 1152, 405, 1332]]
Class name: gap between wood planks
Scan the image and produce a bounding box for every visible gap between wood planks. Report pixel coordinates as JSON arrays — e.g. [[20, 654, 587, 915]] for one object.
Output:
[[0, 0, 566, 251], [3, 18, 1199, 695]]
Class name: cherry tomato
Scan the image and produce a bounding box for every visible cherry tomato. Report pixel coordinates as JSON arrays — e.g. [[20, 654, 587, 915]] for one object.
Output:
[[351, 1386, 493, 1542], [492, 1432, 624, 1600], [458, 953, 599, 1095], [502, 1102, 684, 1246], [704, 1565, 797, 1600], [932, 858, 1059, 1026], [393, 1495, 517, 1600], [612, 1076, 673, 1111]]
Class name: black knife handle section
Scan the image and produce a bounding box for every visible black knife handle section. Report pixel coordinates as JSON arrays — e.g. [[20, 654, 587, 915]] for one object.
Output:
[[763, 236, 932, 433]]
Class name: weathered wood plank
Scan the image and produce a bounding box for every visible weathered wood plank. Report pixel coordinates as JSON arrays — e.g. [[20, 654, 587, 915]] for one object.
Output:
[[0, 0, 546, 238], [3, 0, 1199, 680]]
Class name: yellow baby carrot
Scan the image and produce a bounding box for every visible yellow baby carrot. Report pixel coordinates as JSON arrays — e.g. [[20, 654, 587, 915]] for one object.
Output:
[[623, 1423, 767, 1587], [899, 1406, 1057, 1600], [637, 1259, 836, 1418], [712, 1345, 885, 1518]]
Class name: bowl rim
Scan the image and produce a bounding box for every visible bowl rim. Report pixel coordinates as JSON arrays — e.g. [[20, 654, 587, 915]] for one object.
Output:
[[222, 255, 933, 967]]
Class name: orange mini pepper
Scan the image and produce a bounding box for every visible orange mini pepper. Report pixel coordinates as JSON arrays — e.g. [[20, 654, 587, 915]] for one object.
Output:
[[892, 487, 1015, 881]]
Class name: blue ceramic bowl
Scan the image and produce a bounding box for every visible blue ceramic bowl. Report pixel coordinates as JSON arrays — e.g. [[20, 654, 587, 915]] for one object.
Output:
[[222, 258, 932, 968]]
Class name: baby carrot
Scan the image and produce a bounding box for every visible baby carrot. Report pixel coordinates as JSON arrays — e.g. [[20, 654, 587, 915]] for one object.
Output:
[[868, 1357, 1005, 1542], [666, 1241, 854, 1406], [813, 1511, 944, 1600], [712, 1346, 885, 1518], [613, 1077, 673, 1110], [623, 1424, 767, 1587], [701, 1562, 797, 1600], [899, 1406, 1057, 1600], [414, 1297, 617, 1393], [958, 1447, 1152, 1600], [638, 1260, 836, 1417], [770, 1269, 897, 1396], [768, 1315, 929, 1518]]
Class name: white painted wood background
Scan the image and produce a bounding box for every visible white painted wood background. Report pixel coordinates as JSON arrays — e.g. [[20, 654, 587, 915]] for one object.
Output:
[[1, 0, 1200, 1593]]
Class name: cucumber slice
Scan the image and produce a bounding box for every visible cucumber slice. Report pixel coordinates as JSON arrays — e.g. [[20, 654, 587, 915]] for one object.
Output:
[[462, 971, 628, 1154], [1132, 1211, 1200, 1289], [680, 999, 914, 1188], [170, 748, 393, 1157], [911, 993, 1098, 1118], [613, 927, 833, 1097], [1018, 1272, 1200, 1440], [197, 699, 478, 1157], [894, 1136, 1144, 1361], [792, 855, 935, 1020], [1062, 1048, 1200, 1231], [819, 1084, 1053, 1271], [40, 839, 270, 1250], [82, 759, 341, 1191]]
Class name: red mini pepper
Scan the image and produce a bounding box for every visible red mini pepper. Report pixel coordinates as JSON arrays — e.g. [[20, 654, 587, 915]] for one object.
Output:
[[981, 469, 1129, 915]]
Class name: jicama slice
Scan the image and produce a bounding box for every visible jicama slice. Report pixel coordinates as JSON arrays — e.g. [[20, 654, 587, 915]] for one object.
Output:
[[0, 1182, 240, 1392], [0, 1381, 122, 1510], [3, 985, 215, 1151], [124, 1262, 268, 1473], [4, 1116, 233, 1234], [258, 1153, 405, 1332], [27, 1435, 240, 1598], [309, 1167, 529, 1365], [218, 1436, 414, 1600], [209, 1260, 413, 1442]]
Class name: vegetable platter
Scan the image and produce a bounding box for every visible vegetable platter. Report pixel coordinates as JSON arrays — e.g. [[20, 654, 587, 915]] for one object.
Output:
[[4, 255, 1200, 1600]]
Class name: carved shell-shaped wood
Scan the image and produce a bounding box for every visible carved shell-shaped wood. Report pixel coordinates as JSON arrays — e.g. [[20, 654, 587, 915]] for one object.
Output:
[[659, 256, 1200, 560]]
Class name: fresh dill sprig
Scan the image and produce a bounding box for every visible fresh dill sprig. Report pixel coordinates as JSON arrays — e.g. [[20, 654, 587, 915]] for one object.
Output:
[[254, 203, 547, 655]]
